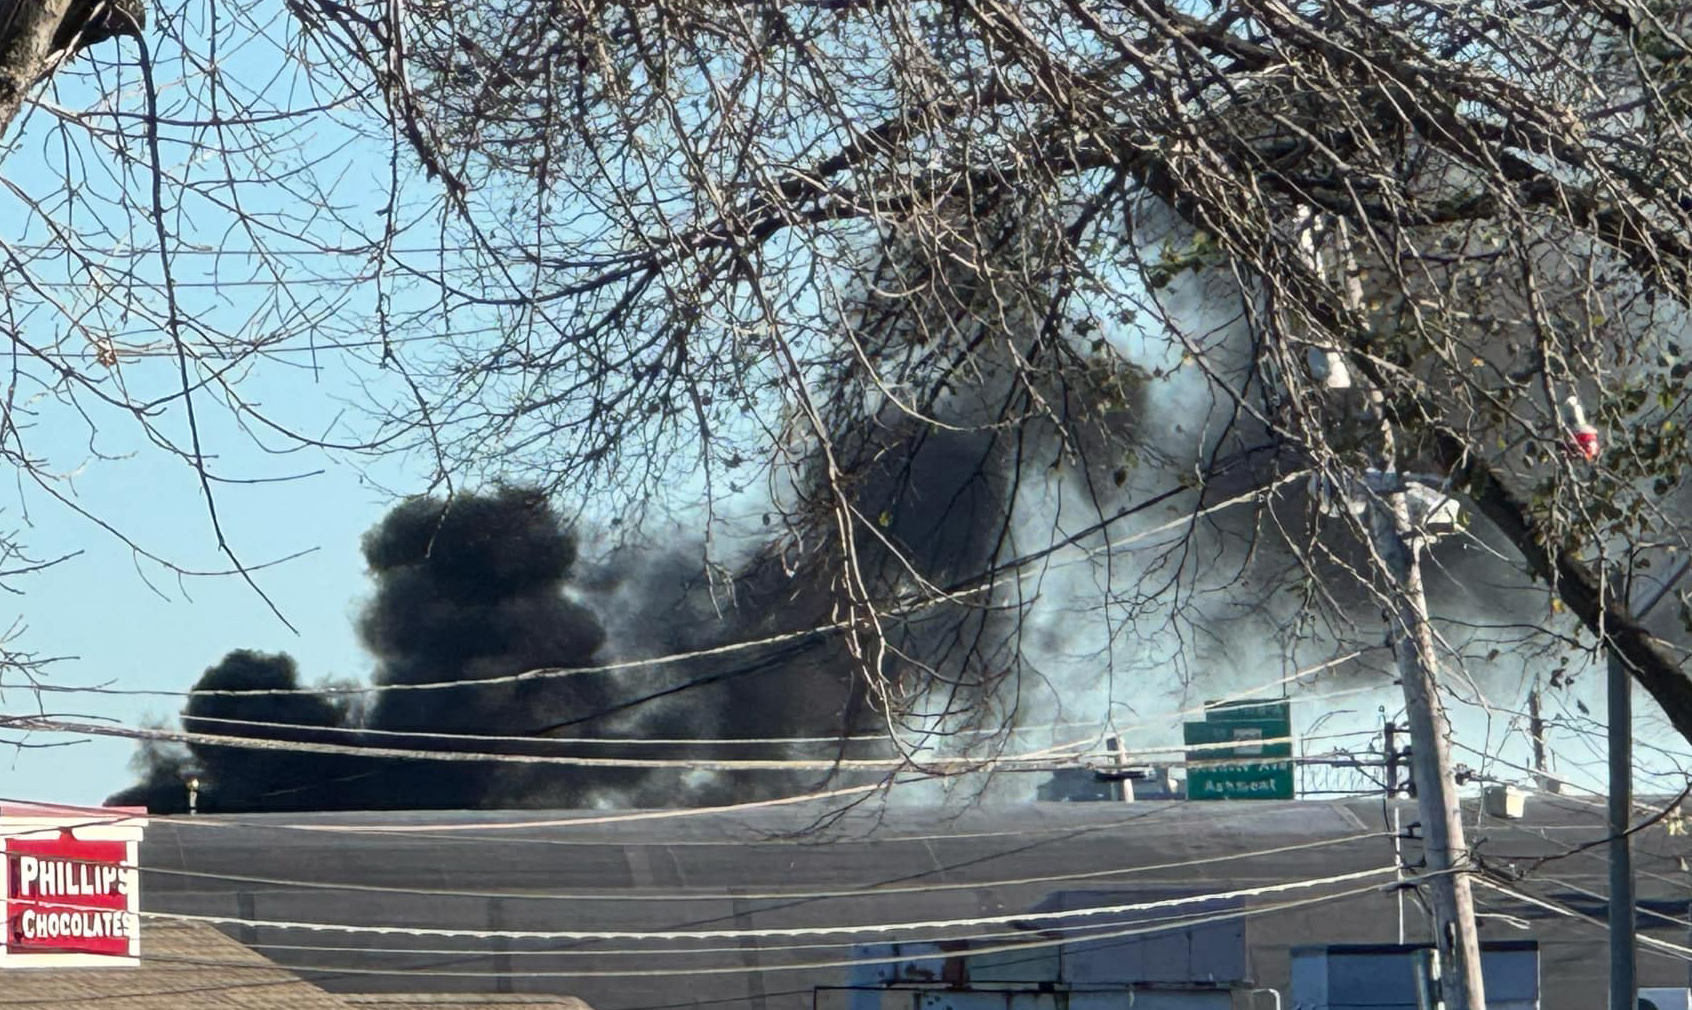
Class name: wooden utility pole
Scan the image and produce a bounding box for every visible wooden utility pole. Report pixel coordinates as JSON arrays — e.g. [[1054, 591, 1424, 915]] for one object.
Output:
[[1528, 679, 1557, 794], [1368, 487, 1488, 1010], [1606, 558, 1690, 1010], [1384, 720, 1401, 796], [1315, 216, 1486, 1009], [1609, 644, 1636, 1010]]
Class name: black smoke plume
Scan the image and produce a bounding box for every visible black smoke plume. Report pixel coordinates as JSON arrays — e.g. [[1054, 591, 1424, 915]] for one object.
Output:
[[110, 650, 352, 812], [348, 488, 613, 807], [111, 486, 908, 813]]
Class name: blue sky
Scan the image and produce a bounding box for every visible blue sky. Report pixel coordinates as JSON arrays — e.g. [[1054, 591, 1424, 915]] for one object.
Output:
[[3, 452, 402, 803], [0, 9, 441, 803]]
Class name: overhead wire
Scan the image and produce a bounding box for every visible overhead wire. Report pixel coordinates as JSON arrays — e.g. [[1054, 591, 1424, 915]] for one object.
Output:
[[113, 878, 1404, 982], [4, 785, 1370, 863], [1465, 788, 1692, 895], [3, 663, 1385, 783], [97, 830, 1391, 903], [1521, 872, 1691, 930], [1473, 877, 1692, 963], [5, 713, 1377, 773], [107, 715, 1115, 748], [6, 801, 1400, 974], [3, 717, 1106, 771], [63, 865, 1400, 942], [1446, 691, 1692, 798], [1451, 737, 1689, 820], [0, 720, 1387, 850], [12, 624, 841, 700], [232, 887, 1383, 963], [7, 625, 1371, 704], [12, 778, 1300, 844], [6, 880, 1394, 965], [0, 878, 1401, 1005], [1, 659, 1387, 848], [0, 782, 918, 837], [6, 808, 1394, 906], [50, 685, 1386, 757], [242, 903, 1238, 961]]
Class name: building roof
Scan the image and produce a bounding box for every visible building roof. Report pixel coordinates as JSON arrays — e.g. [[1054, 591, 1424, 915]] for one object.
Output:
[[130, 794, 1692, 1010], [0, 921, 598, 1010], [6, 794, 1676, 1009], [342, 998, 592, 1009], [0, 920, 351, 1009]]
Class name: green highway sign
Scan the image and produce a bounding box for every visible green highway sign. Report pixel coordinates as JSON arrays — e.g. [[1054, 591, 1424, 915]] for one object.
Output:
[[1183, 700, 1294, 800]]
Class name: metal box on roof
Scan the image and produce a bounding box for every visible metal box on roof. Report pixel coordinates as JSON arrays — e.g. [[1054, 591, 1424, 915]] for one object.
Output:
[[849, 889, 1249, 991], [1483, 785, 1527, 819], [827, 989, 1234, 1010], [1289, 941, 1539, 1010], [1641, 989, 1692, 1010]]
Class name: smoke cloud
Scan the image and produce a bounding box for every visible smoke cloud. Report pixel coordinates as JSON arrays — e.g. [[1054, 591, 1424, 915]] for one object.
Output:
[[110, 217, 1640, 815], [111, 483, 921, 813]]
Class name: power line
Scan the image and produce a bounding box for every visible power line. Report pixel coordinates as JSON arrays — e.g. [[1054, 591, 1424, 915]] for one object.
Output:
[[82, 682, 1384, 754], [0, 881, 1394, 1005], [122, 865, 1397, 942], [11, 642, 1370, 713], [7, 711, 1384, 780], [18, 624, 842, 699], [107, 829, 1386, 904], [0, 783, 1327, 849], [1474, 878, 1692, 963], [116, 880, 1399, 982], [148, 714, 1117, 748], [1, 890, 1380, 964], [2, 715, 1103, 771], [1529, 872, 1692, 931], [238, 896, 1351, 960]]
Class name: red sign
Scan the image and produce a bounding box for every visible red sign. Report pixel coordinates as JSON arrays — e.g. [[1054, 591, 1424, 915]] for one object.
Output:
[[6, 837, 134, 956]]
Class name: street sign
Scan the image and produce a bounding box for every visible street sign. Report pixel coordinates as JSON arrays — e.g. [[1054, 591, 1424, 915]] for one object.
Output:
[[1184, 700, 1294, 800]]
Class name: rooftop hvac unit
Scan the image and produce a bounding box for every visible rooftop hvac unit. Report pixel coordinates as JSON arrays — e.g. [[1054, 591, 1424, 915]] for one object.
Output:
[[1484, 784, 1526, 819], [1641, 988, 1692, 1010]]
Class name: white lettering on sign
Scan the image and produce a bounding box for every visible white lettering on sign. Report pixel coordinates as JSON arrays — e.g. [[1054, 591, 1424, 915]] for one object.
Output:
[[1196, 774, 1288, 796], [1231, 727, 1265, 756], [17, 908, 134, 941], [13, 855, 130, 899], [0, 812, 148, 963]]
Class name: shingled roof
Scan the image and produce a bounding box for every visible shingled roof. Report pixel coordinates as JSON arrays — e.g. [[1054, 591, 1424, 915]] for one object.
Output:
[[342, 998, 593, 1010], [0, 920, 352, 1009], [0, 921, 595, 1010]]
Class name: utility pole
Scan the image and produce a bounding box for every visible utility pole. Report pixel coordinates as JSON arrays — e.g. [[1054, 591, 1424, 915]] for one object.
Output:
[[1384, 720, 1401, 797], [1384, 717, 1408, 945], [1528, 679, 1557, 795], [1313, 215, 1485, 1010], [1608, 557, 1691, 1010], [1681, 856, 1692, 993], [1369, 490, 1488, 1010], [1394, 805, 1408, 945], [1610, 639, 1635, 1010]]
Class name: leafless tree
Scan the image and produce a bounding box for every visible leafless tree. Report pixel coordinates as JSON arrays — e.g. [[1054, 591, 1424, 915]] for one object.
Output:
[[289, 1, 1692, 736], [7, 1, 1692, 838]]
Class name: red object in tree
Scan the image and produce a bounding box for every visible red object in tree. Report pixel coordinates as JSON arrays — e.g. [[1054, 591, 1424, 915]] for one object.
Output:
[[1567, 424, 1600, 461], [1559, 396, 1600, 461]]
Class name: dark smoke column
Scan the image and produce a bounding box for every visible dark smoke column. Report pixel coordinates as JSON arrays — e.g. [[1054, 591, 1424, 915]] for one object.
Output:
[[108, 650, 350, 813], [350, 487, 613, 809]]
